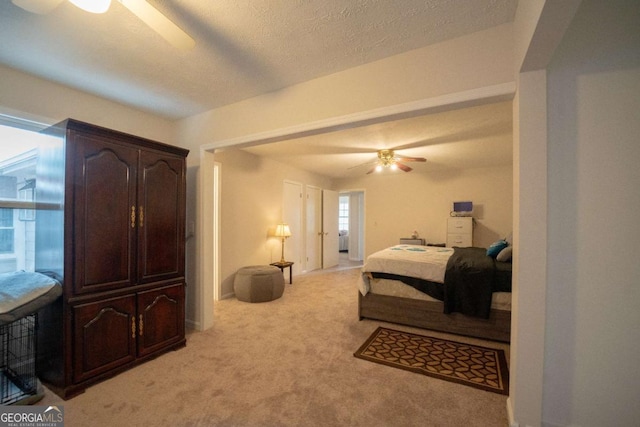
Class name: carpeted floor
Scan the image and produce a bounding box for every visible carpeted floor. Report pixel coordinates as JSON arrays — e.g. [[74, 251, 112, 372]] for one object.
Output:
[[37, 266, 510, 426], [354, 326, 509, 395]]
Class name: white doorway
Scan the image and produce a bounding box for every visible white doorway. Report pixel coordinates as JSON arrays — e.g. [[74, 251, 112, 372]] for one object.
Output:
[[306, 185, 322, 272], [322, 189, 339, 269], [340, 190, 365, 263], [283, 181, 303, 275]]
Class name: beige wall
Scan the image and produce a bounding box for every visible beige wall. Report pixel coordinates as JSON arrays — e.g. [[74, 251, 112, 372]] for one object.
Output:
[[0, 64, 177, 143], [178, 23, 514, 161], [544, 1, 640, 425], [213, 148, 332, 297], [335, 165, 512, 256]]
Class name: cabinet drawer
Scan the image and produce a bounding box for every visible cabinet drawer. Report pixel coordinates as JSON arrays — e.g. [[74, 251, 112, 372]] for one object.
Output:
[[447, 217, 473, 233], [447, 234, 473, 248]]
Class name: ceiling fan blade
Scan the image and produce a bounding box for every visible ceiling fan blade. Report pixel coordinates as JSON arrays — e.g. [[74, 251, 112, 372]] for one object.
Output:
[[12, 0, 63, 14], [396, 156, 426, 163], [395, 162, 413, 172], [118, 0, 195, 50], [366, 166, 378, 175], [347, 160, 377, 170]]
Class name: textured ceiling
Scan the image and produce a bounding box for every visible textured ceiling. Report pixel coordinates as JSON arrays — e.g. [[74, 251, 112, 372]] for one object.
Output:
[[241, 100, 513, 178], [0, 0, 518, 119]]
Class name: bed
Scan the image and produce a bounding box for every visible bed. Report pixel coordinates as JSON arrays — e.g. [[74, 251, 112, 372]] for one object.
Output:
[[357, 244, 512, 342]]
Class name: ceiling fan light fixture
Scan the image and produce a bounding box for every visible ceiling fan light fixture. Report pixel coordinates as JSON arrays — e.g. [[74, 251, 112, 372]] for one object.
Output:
[[69, 0, 111, 14], [375, 165, 383, 173], [390, 163, 398, 171]]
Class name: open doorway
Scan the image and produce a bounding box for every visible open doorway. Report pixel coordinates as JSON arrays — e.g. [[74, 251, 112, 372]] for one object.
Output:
[[338, 190, 364, 269]]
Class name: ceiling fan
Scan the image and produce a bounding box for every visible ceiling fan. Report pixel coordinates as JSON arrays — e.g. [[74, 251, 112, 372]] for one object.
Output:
[[12, 0, 195, 50], [355, 149, 427, 174]]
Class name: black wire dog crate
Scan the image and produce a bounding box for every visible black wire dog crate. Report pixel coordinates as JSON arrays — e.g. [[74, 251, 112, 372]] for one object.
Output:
[[0, 314, 40, 405]]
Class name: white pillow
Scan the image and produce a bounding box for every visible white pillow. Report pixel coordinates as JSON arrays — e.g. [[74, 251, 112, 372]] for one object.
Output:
[[496, 246, 512, 262]]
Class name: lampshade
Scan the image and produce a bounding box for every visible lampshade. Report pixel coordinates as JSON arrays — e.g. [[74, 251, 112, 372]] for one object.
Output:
[[275, 223, 291, 238], [69, 0, 111, 13]]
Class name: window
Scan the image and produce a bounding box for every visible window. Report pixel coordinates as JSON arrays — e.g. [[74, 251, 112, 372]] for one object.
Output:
[[18, 179, 36, 221], [0, 117, 46, 272], [0, 209, 14, 254], [339, 196, 349, 232]]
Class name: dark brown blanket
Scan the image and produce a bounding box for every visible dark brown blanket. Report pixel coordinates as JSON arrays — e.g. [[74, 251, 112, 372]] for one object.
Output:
[[443, 247, 495, 319]]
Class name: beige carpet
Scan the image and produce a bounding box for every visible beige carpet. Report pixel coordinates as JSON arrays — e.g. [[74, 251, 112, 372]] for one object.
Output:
[[38, 267, 510, 426]]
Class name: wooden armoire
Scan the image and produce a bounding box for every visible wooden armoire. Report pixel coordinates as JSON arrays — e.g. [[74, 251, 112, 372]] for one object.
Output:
[[35, 119, 189, 399]]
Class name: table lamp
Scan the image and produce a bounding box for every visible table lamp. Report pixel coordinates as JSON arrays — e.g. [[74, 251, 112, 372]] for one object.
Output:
[[274, 223, 291, 263]]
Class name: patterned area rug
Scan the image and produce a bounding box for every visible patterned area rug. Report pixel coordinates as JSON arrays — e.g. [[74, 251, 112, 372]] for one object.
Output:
[[354, 327, 509, 395]]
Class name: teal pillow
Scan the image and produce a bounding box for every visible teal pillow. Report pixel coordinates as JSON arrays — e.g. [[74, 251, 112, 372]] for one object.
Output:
[[487, 240, 508, 258]]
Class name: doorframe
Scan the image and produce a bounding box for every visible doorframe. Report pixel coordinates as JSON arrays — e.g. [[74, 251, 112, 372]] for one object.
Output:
[[305, 185, 323, 273], [282, 180, 304, 275], [197, 83, 515, 331]]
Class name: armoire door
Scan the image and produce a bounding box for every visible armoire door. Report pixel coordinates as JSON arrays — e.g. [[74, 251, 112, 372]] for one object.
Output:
[[137, 151, 186, 284], [72, 134, 138, 295], [136, 283, 185, 357], [72, 295, 137, 383]]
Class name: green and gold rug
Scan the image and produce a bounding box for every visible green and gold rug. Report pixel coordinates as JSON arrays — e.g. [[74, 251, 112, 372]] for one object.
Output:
[[354, 327, 509, 395]]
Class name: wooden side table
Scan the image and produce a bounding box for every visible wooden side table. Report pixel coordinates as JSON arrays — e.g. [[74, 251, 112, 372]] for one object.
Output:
[[270, 261, 294, 284]]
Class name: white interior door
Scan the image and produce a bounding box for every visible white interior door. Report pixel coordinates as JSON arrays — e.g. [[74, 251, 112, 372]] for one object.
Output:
[[348, 191, 365, 261], [283, 181, 303, 275], [322, 189, 339, 269], [306, 186, 322, 272]]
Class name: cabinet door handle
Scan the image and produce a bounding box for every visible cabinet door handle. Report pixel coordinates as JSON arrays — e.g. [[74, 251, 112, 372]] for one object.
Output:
[[131, 206, 136, 228], [139, 314, 144, 336], [131, 316, 136, 338], [139, 206, 144, 228]]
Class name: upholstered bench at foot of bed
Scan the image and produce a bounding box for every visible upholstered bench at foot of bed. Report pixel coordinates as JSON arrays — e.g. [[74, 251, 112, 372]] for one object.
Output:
[[234, 265, 285, 303]]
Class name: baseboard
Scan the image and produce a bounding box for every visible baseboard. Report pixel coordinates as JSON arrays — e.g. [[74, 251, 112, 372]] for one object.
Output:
[[507, 397, 518, 427], [185, 318, 199, 331]]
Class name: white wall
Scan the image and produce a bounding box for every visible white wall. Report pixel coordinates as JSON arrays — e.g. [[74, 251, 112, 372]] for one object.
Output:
[[177, 23, 515, 160], [0, 64, 177, 143], [213, 149, 332, 297], [335, 165, 513, 256], [544, 1, 640, 425]]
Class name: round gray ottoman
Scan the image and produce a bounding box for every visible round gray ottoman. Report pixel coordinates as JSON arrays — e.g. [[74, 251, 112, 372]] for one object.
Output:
[[234, 265, 285, 303]]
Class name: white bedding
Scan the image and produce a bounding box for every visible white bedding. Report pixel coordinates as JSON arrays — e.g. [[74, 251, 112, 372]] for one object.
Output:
[[358, 244, 454, 295]]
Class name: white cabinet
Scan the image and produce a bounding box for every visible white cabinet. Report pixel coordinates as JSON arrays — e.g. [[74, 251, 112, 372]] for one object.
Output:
[[447, 217, 473, 247]]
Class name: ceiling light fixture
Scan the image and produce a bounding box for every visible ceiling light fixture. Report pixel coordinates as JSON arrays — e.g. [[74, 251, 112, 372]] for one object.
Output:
[[374, 149, 398, 172], [69, 0, 111, 13], [354, 149, 426, 175]]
